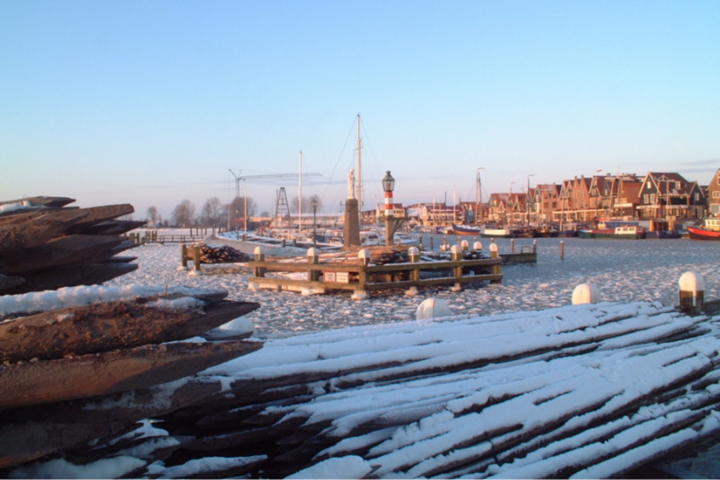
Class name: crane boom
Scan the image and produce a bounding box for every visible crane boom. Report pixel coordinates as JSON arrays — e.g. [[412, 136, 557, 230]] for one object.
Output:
[[228, 169, 322, 199]]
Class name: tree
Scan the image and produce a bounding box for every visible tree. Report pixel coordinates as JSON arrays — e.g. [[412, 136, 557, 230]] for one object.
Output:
[[201, 197, 223, 227], [291, 194, 323, 213], [171, 199, 196, 227], [226, 196, 257, 230], [146, 206, 159, 226]]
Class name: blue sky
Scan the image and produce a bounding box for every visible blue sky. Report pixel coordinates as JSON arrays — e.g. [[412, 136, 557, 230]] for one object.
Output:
[[2, 0, 719, 220]]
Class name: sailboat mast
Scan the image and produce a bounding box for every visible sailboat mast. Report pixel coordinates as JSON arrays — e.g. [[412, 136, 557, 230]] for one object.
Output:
[[356, 114, 362, 215], [299, 150, 303, 233]]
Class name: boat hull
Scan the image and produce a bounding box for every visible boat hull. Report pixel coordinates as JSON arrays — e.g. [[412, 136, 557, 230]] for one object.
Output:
[[451, 224, 483, 236], [687, 226, 720, 240]]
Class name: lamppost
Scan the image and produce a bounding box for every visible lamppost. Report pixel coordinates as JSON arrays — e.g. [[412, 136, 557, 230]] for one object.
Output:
[[382, 171, 395, 246], [311, 197, 318, 246]]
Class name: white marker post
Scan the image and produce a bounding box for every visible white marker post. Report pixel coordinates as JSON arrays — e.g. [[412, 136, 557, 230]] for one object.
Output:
[[679, 271, 704, 316]]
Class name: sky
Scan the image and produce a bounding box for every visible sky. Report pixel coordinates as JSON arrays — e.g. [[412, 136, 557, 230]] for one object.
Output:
[[2, 0, 719, 221]]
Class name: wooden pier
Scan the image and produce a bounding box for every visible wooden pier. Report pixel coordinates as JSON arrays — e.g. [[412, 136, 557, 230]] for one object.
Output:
[[249, 245, 503, 297]]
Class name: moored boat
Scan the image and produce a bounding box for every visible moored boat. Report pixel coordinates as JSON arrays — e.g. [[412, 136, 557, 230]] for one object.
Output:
[[687, 218, 720, 240], [451, 224, 483, 236], [579, 225, 646, 239]]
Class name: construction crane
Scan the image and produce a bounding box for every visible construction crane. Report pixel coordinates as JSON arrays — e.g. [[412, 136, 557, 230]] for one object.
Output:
[[228, 169, 322, 200], [228, 168, 322, 233]]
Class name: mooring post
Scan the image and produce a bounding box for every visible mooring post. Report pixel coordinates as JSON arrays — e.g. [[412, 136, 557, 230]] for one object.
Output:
[[533, 239, 537, 254], [191, 244, 202, 274], [443, 236, 448, 252], [679, 271, 704, 316], [572, 283, 601, 305], [253, 246, 266, 278], [560, 240, 565, 261], [405, 246, 420, 295], [461, 239, 469, 251], [430, 235, 434, 250], [510, 238, 515, 254], [353, 248, 372, 301], [490, 241, 501, 282], [180, 243, 188, 270], [473, 241, 483, 253], [307, 247, 320, 282], [451, 244, 463, 292]]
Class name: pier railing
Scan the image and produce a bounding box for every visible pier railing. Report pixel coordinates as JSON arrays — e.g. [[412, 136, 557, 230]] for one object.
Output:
[[249, 246, 502, 297]]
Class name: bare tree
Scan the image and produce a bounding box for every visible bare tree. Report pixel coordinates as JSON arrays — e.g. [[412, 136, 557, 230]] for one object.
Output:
[[171, 199, 196, 227], [146, 206, 159, 226], [201, 197, 223, 227], [226, 196, 257, 230], [291, 194, 323, 213]]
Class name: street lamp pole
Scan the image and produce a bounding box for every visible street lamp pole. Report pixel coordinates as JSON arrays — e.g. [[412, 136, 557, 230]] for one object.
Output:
[[382, 171, 395, 246], [311, 197, 318, 246]]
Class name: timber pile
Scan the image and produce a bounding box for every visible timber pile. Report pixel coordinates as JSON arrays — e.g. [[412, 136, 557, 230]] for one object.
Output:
[[198, 243, 250, 263], [0, 196, 143, 295], [10, 301, 719, 478], [0, 286, 262, 473]]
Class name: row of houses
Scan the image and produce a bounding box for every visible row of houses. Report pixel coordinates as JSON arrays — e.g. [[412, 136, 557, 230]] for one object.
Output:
[[400, 170, 720, 227]]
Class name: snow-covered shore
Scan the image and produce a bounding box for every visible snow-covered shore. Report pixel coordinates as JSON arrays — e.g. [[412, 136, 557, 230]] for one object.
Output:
[[106, 236, 720, 336]]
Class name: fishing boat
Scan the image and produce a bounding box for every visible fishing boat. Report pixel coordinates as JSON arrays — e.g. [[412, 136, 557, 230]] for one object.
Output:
[[578, 225, 646, 239], [687, 218, 720, 240], [451, 224, 483, 236]]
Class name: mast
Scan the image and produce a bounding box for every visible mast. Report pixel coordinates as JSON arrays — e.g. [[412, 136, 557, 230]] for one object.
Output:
[[299, 150, 302, 233], [356, 114, 362, 219]]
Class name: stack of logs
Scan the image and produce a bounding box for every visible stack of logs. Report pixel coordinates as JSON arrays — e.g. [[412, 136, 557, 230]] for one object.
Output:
[[0, 287, 262, 474], [0, 196, 264, 476], [198, 244, 250, 264], [0, 196, 142, 295]]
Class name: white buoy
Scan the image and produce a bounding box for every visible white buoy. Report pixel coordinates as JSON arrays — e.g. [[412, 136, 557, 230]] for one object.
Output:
[[572, 283, 601, 305], [416, 297, 453, 320], [679, 271, 704, 315]]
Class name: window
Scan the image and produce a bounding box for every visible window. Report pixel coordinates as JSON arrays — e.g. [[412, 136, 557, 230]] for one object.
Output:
[[713, 191, 720, 199]]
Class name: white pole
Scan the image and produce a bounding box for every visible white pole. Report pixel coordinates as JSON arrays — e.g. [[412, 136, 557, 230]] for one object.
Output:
[[299, 150, 303, 233], [356, 114, 362, 225]]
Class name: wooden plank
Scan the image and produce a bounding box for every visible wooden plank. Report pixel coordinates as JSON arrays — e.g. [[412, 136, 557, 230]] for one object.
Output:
[[0, 208, 90, 252], [0, 340, 263, 408], [4, 262, 138, 294], [0, 234, 125, 275], [0, 196, 76, 208], [64, 204, 135, 234], [0, 299, 261, 362]]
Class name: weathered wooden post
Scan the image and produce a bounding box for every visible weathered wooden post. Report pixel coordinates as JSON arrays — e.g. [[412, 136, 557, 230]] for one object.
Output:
[[572, 283, 601, 305], [451, 244, 463, 292], [442, 236, 448, 252], [281, 239, 286, 248], [461, 239, 469, 251], [190, 244, 202, 275], [679, 271, 704, 316], [490, 241, 501, 282], [533, 239, 537, 254], [353, 249, 371, 300], [406, 246, 420, 296], [179, 243, 189, 270], [307, 247, 320, 282], [510, 238, 515, 254], [430, 235, 434, 251], [560, 240, 565, 261], [253, 246, 266, 278]]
